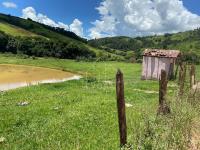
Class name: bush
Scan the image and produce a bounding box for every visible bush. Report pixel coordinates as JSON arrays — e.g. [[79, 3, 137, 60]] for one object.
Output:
[[3, 36, 96, 60], [84, 77, 97, 83], [0, 31, 8, 52], [136, 59, 143, 63], [181, 52, 200, 64]]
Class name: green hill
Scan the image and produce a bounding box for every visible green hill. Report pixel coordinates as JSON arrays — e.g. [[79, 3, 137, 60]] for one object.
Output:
[[0, 13, 124, 61], [0, 13, 86, 43], [89, 29, 200, 63]]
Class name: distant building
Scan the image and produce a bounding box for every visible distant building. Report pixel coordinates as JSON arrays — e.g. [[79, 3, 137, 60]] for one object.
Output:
[[141, 49, 181, 80]]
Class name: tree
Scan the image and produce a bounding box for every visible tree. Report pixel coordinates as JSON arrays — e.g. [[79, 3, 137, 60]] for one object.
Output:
[[0, 32, 8, 52]]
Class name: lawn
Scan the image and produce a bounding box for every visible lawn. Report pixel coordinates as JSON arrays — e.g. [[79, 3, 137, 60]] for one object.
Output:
[[0, 54, 199, 150]]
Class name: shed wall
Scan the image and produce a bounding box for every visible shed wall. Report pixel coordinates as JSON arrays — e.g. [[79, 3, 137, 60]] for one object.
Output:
[[142, 56, 175, 80]]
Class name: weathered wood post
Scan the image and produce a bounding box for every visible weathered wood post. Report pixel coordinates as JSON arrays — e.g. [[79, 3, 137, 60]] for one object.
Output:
[[190, 65, 196, 89], [175, 57, 182, 80], [174, 62, 179, 80], [168, 61, 174, 80], [116, 69, 127, 146], [158, 70, 170, 115], [178, 63, 183, 85], [179, 64, 187, 96]]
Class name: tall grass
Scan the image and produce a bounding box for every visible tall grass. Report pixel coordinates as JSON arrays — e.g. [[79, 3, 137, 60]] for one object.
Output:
[[126, 71, 200, 150]]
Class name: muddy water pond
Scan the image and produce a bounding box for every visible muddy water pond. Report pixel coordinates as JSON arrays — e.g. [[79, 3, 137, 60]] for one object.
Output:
[[0, 64, 81, 91]]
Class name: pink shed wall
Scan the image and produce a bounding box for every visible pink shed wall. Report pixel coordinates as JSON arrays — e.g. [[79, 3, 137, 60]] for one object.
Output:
[[142, 56, 175, 80]]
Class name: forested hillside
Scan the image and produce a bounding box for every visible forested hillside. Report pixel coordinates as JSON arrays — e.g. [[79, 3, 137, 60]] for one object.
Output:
[[89, 29, 200, 63], [0, 13, 124, 61]]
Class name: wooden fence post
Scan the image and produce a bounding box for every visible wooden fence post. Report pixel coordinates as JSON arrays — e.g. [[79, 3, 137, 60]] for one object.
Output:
[[174, 63, 179, 80], [179, 64, 187, 96], [158, 70, 170, 115], [168, 62, 174, 80], [190, 65, 196, 89], [116, 69, 127, 147], [178, 63, 183, 85]]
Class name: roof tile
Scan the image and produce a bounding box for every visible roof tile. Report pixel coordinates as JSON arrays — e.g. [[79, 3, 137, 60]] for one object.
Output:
[[143, 49, 181, 58]]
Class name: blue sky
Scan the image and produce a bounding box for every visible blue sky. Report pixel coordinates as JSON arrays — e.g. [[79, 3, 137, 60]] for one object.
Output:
[[183, 0, 200, 15], [1, 0, 200, 39]]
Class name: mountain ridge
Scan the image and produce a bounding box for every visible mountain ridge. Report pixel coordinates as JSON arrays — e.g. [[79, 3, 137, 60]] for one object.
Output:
[[89, 29, 200, 63]]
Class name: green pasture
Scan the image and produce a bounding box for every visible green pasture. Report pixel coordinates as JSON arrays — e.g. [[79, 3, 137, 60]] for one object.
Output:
[[0, 54, 199, 150]]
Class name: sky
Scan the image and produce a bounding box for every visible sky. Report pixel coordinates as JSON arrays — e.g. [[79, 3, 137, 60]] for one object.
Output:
[[0, 0, 200, 39]]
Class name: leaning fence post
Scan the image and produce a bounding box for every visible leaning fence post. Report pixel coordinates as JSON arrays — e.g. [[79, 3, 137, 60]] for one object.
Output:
[[190, 65, 196, 89], [158, 70, 170, 115], [116, 69, 127, 147]]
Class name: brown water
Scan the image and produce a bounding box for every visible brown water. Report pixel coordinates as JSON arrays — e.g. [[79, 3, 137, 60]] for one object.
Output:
[[0, 64, 81, 91]]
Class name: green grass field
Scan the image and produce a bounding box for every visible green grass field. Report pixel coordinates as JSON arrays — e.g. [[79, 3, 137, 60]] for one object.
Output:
[[0, 54, 199, 150]]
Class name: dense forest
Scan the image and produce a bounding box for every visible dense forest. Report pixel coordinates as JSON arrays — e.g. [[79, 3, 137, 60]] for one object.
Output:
[[0, 31, 96, 59]]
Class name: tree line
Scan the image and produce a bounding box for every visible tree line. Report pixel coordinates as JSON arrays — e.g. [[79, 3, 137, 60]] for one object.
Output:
[[0, 31, 95, 59]]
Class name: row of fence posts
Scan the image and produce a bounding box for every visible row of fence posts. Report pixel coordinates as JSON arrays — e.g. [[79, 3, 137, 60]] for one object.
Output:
[[116, 64, 196, 147]]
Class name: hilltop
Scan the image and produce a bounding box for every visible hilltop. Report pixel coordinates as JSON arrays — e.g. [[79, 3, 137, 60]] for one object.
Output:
[[0, 13, 124, 61]]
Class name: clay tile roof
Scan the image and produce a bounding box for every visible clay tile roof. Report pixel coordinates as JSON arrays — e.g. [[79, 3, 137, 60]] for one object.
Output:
[[143, 49, 181, 58]]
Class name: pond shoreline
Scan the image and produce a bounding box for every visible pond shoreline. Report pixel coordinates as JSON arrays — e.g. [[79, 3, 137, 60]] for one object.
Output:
[[0, 64, 82, 91], [0, 75, 82, 91]]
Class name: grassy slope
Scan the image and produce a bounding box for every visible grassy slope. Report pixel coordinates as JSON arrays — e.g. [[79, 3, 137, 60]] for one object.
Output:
[[0, 54, 199, 149], [0, 13, 84, 43], [0, 22, 39, 37], [85, 44, 125, 60]]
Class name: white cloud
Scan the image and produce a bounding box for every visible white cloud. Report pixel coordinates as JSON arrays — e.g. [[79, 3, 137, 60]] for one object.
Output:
[[37, 13, 59, 28], [22, 7, 38, 21], [69, 19, 83, 37], [22, 7, 83, 37], [58, 22, 69, 30], [89, 0, 200, 39], [2, 1, 17, 8]]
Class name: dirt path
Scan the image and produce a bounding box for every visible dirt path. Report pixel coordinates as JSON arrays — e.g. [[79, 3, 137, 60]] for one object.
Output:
[[190, 120, 200, 150], [193, 82, 200, 91], [133, 88, 158, 94]]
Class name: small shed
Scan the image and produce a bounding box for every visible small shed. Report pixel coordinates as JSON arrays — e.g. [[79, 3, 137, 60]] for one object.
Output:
[[141, 49, 181, 80]]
